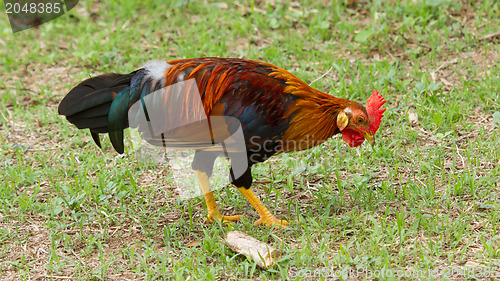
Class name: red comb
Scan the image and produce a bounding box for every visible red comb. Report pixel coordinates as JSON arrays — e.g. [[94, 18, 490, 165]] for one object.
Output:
[[366, 90, 387, 134]]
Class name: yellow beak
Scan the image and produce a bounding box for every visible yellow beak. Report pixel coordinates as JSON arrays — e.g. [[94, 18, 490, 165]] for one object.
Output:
[[363, 132, 375, 146]]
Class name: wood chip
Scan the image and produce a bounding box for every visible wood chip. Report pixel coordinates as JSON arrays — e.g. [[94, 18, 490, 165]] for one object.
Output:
[[213, 2, 229, 9], [408, 112, 419, 126], [225, 231, 278, 269]]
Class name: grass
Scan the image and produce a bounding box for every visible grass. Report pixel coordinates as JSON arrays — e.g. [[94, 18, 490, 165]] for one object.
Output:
[[0, 0, 499, 280]]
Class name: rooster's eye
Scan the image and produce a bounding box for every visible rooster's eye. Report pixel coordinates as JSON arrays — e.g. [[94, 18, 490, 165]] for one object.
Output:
[[357, 116, 365, 124]]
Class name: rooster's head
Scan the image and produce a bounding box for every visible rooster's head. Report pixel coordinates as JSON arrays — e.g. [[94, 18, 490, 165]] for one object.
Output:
[[336, 90, 387, 147]]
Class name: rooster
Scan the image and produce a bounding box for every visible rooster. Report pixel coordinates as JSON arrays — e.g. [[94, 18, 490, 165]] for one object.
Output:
[[58, 57, 386, 227]]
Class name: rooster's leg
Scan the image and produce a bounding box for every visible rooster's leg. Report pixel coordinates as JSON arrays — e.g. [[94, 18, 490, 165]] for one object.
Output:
[[194, 170, 242, 223], [236, 187, 289, 228]]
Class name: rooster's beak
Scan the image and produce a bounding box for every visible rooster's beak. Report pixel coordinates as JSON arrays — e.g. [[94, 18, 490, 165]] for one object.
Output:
[[363, 132, 375, 146]]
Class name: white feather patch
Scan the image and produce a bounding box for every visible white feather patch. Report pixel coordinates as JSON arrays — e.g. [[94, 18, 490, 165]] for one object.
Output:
[[142, 60, 171, 81]]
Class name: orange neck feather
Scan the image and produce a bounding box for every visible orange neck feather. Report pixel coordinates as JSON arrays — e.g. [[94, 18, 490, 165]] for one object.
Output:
[[271, 69, 349, 152]]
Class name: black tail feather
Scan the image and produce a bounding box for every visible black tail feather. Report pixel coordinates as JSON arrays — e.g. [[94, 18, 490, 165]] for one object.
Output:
[[91, 131, 102, 148], [59, 68, 164, 153], [69, 102, 112, 119], [58, 73, 135, 151]]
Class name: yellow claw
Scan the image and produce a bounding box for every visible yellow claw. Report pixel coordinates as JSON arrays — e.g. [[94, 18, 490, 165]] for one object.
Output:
[[195, 170, 243, 225], [254, 216, 289, 228], [195, 170, 289, 228], [207, 213, 243, 224], [236, 186, 289, 228]]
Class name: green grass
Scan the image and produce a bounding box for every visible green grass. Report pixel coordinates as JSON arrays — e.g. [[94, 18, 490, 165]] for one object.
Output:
[[1, 0, 500, 280]]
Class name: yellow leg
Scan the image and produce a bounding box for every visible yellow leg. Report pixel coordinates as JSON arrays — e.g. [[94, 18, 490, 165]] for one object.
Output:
[[194, 170, 242, 223], [236, 186, 289, 228]]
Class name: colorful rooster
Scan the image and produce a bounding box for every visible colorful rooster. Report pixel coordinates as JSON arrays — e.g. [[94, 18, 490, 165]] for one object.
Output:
[[58, 57, 386, 227]]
